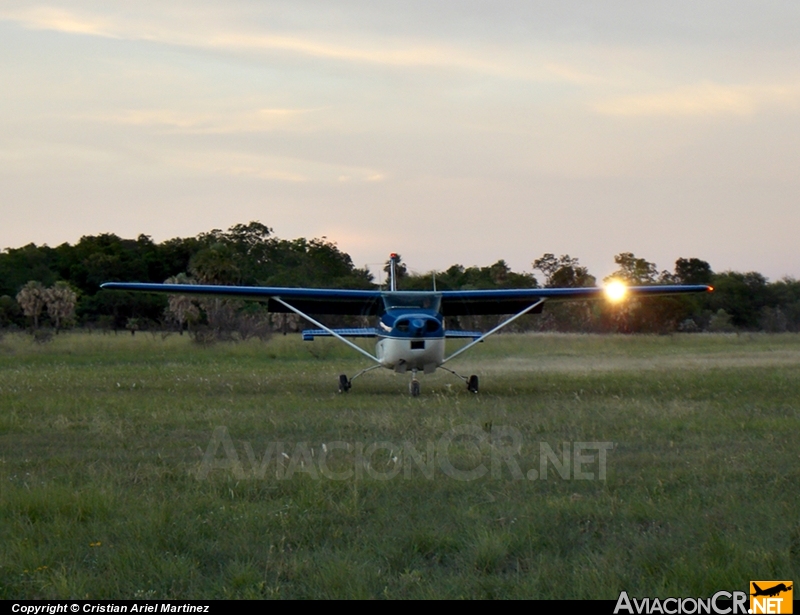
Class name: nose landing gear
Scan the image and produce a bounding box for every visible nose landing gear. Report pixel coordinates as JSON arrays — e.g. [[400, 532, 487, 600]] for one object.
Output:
[[409, 368, 421, 397]]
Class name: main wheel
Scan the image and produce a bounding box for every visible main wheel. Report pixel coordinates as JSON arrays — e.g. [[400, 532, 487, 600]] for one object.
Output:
[[338, 374, 351, 393], [467, 375, 479, 394], [409, 379, 421, 397]]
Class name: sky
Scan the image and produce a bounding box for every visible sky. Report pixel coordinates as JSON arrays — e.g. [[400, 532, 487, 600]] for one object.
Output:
[[1, 1, 799, 282]]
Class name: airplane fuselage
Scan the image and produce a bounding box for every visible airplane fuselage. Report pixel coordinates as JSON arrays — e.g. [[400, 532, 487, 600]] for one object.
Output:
[[375, 313, 446, 373], [374, 296, 446, 373]]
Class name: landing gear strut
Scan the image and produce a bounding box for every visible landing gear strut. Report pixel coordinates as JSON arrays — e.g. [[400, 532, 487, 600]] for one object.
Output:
[[438, 365, 480, 394], [337, 364, 382, 393], [409, 369, 421, 397]]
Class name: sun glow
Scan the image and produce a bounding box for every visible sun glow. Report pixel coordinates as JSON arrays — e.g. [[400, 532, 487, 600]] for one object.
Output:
[[604, 280, 627, 302]]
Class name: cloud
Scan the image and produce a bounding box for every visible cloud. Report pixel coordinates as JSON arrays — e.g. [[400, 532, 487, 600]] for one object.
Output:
[[91, 108, 323, 134], [543, 62, 606, 86], [1, 5, 118, 37], [0, 5, 570, 82], [174, 149, 386, 184], [593, 82, 800, 116], [1, 6, 510, 74]]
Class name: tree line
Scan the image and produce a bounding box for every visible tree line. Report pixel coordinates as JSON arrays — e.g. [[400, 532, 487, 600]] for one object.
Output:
[[1, 222, 798, 336]]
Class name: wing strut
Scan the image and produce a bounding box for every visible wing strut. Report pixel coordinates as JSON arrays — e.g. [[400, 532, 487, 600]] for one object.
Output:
[[441, 299, 546, 365], [270, 296, 380, 364]]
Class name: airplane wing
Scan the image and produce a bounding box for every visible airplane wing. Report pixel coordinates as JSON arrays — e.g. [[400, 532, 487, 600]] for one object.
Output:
[[101, 282, 711, 317], [100, 283, 384, 315], [438, 285, 712, 315]]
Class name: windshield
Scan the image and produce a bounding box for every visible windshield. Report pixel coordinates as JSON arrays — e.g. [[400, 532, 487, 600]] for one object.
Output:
[[381, 292, 441, 312]]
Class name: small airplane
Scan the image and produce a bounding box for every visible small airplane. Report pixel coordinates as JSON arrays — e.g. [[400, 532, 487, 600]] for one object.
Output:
[[751, 583, 792, 597], [102, 254, 712, 396]]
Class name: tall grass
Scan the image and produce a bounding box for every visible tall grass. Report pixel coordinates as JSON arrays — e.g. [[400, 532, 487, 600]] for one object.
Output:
[[1, 332, 798, 598]]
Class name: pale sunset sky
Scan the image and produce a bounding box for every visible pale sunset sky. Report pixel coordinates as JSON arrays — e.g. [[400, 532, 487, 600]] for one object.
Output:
[[1, 1, 799, 281]]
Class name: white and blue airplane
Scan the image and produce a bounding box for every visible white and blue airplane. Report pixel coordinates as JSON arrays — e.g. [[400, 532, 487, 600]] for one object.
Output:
[[102, 255, 712, 396]]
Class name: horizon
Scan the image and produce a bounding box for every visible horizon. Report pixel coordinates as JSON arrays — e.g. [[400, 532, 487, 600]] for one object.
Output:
[[0, 222, 789, 287]]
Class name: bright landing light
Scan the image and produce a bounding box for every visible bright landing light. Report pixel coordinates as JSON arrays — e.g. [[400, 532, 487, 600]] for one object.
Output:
[[604, 280, 627, 302]]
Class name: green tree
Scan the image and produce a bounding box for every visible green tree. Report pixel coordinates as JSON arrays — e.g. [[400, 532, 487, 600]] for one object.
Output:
[[532, 254, 595, 331], [708, 271, 772, 329], [533, 253, 595, 288], [608, 252, 659, 285], [602, 254, 685, 333], [0, 295, 22, 328], [220, 222, 274, 284], [669, 257, 715, 330], [674, 258, 713, 285], [0, 244, 59, 297], [189, 243, 241, 285]]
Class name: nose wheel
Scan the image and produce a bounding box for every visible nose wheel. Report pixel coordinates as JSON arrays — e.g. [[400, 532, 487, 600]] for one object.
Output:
[[408, 368, 422, 396]]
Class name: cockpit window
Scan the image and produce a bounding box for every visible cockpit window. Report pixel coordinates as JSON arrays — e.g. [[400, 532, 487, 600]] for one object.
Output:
[[382, 292, 441, 312]]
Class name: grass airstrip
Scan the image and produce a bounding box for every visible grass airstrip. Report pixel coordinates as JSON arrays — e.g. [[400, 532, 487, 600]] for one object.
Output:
[[0, 331, 798, 599]]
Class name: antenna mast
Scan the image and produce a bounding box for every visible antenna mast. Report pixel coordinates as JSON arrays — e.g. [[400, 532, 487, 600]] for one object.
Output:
[[389, 253, 398, 292]]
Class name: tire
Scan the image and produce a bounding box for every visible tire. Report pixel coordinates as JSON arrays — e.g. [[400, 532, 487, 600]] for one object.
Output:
[[338, 374, 350, 393], [467, 375, 479, 394], [410, 380, 421, 397]]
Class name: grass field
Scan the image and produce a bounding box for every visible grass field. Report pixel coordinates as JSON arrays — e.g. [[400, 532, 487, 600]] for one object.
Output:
[[1, 331, 798, 599]]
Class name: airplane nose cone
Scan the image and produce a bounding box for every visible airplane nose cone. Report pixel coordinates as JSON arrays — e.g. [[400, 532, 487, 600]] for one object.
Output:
[[411, 319, 425, 334]]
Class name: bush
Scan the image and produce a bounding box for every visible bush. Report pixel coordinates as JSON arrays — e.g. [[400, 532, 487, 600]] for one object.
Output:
[[708, 309, 736, 333], [759, 306, 788, 332], [32, 329, 54, 344]]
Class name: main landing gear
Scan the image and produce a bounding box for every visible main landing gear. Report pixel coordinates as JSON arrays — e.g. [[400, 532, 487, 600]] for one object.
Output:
[[338, 364, 382, 393], [338, 367, 479, 396], [438, 365, 479, 394]]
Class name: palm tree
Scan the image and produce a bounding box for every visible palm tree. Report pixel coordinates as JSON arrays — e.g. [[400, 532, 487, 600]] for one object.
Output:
[[44, 281, 77, 332], [164, 274, 199, 334], [16, 281, 47, 329]]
